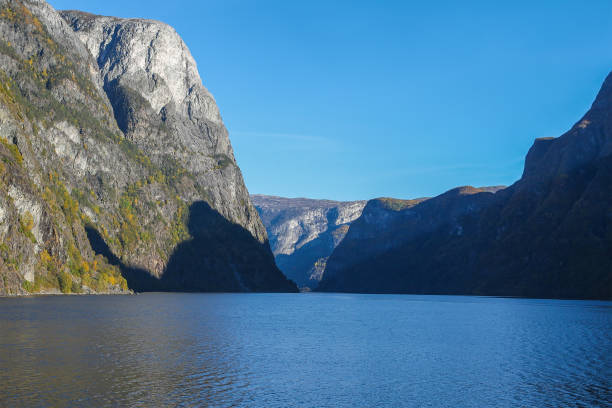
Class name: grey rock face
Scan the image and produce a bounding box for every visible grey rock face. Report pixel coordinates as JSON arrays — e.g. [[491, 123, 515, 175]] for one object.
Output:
[[60, 10, 267, 243], [252, 195, 366, 288], [0, 0, 295, 294], [0, 0, 138, 294]]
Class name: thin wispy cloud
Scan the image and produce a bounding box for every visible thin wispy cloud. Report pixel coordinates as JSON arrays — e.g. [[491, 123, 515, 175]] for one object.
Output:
[[231, 130, 334, 144], [230, 130, 347, 153]]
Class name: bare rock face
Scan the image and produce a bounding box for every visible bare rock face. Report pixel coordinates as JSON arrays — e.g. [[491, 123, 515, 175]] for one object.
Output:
[[320, 73, 612, 299], [60, 10, 266, 243], [251, 195, 366, 289], [0, 0, 295, 294]]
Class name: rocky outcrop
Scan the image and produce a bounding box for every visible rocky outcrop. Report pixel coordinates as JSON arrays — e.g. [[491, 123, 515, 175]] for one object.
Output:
[[319, 73, 612, 300], [0, 0, 295, 294], [252, 195, 365, 289]]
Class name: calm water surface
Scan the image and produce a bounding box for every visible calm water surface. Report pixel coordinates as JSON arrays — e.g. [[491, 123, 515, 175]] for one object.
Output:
[[0, 293, 609, 407]]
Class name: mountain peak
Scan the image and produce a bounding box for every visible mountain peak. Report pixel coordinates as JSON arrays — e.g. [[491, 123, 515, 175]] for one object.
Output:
[[60, 10, 222, 125]]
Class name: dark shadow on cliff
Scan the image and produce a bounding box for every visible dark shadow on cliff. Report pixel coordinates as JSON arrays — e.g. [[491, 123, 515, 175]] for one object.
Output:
[[161, 201, 296, 292], [85, 226, 161, 291], [85, 201, 297, 293]]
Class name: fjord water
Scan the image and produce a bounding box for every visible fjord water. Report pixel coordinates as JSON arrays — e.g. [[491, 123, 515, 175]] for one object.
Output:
[[0, 294, 609, 407]]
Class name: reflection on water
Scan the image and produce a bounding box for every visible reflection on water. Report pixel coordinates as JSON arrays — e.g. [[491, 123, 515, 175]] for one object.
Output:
[[0, 293, 610, 407]]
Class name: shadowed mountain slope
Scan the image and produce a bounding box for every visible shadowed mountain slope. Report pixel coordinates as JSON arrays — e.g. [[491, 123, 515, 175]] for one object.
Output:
[[319, 73, 612, 300]]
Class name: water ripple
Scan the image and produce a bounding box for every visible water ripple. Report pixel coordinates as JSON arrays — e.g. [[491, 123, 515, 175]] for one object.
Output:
[[0, 294, 609, 407]]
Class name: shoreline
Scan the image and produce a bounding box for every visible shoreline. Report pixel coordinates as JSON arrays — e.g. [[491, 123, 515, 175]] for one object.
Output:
[[1, 291, 609, 301], [0, 290, 134, 298]]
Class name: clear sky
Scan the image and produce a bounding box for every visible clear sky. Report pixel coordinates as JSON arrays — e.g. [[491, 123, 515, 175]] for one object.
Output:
[[50, 0, 611, 201]]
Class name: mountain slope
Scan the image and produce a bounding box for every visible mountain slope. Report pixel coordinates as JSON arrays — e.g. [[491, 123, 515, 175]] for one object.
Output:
[[319, 73, 612, 299], [252, 195, 365, 289], [0, 0, 295, 294]]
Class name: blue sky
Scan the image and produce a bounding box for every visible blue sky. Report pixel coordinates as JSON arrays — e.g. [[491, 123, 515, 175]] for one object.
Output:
[[50, 0, 611, 201]]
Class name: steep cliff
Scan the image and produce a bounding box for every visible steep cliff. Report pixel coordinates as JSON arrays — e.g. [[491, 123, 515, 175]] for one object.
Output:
[[319, 73, 612, 299], [0, 0, 295, 294], [60, 10, 267, 243], [252, 195, 365, 289]]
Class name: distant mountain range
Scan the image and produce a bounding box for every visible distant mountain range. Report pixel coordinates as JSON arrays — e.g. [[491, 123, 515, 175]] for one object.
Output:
[[251, 195, 365, 289], [258, 73, 612, 300], [1, 0, 608, 300]]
